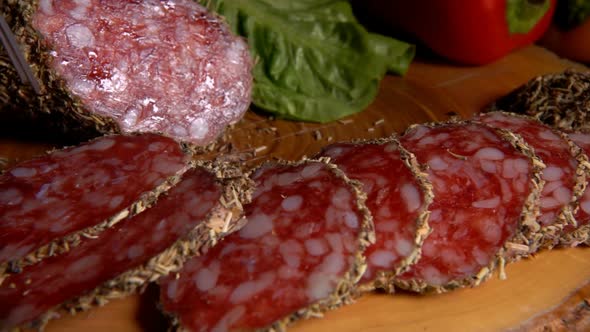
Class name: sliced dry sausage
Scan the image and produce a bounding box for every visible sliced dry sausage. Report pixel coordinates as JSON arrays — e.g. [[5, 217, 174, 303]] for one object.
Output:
[[318, 138, 432, 292], [397, 121, 543, 292], [0, 133, 190, 276], [475, 111, 587, 250], [561, 130, 590, 246], [159, 160, 373, 331], [0, 164, 248, 331]]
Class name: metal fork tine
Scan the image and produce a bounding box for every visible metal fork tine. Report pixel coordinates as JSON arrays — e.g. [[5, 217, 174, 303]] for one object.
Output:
[[0, 14, 42, 95]]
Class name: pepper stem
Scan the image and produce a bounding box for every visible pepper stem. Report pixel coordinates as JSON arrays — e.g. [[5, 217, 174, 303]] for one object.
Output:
[[506, 0, 551, 34]]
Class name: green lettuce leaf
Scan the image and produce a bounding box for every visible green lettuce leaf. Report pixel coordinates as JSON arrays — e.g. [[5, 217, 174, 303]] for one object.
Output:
[[199, 0, 415, 122]]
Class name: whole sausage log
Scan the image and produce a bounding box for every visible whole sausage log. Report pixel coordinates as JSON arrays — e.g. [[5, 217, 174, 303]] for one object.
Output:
[[1, 0, 253, 145]]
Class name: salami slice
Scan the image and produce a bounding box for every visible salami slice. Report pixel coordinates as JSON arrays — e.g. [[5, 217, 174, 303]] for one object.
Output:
[[0, 163, 249, 331], [317, 138, 432, 292], [561, 131, 590, 246], [397, 121, 543, 293], [474, 111, 588, 250], [1, 0, 252, 145], [0, 133, 191, 277], [159, 160, 374, 332]]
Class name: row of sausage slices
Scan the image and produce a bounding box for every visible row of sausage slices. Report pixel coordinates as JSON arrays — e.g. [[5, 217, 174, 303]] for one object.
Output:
[[1, 111, 590, 331]]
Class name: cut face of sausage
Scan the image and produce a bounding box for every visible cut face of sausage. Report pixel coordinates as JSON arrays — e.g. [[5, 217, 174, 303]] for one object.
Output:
[[318, 138, 432, 292], [0, 165, 244, 331], [159, 160, 373, 331], [0, 134, 189, 274], [397, 122, 541, 292], [475, 112, 587, 250], [31, 0, 253, 145]]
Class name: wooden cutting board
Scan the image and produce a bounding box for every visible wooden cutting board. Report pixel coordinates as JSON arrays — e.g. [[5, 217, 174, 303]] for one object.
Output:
[[2, 45, 590, 332]]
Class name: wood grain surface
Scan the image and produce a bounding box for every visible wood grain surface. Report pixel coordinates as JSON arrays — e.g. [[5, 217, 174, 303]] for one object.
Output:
[[2, 45, 590, 332]]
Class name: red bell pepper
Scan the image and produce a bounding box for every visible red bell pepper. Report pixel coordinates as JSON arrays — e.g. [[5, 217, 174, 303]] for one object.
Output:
[[540, 0, 590, 63], [357, 0, 556, 65]]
